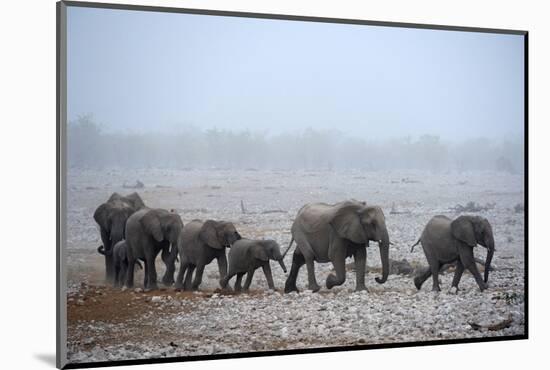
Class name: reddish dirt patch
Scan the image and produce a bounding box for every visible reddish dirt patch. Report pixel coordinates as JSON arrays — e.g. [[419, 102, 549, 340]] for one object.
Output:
[[69, 285, 190, 323], [67, 284, 271, 324]]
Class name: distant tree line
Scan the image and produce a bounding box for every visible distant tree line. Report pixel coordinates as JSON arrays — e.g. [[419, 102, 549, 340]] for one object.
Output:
[[67, 114, 524, 173]]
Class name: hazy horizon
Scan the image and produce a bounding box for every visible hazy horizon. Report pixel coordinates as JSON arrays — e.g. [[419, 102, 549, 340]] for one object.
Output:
[[67, 7, 524, 142]]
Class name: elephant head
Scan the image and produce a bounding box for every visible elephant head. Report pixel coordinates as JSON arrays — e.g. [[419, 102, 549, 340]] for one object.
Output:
[[199, 220, 241, 249], [140, 209, 184, 283], [451, 215, 495, 283], [254, 240, 287, 273], [330, 203, 390, 284], [94, 192, 145, 256], [94, 204, 134, 255]]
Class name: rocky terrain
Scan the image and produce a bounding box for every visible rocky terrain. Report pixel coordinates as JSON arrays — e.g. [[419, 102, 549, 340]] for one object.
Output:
[[65, 168, 525, 364]]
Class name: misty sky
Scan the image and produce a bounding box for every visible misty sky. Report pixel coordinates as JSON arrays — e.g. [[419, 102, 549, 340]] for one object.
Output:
[[67, 6, 524, 140]]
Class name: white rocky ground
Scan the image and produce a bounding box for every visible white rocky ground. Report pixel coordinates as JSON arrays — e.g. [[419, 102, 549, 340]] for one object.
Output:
[[65, 168, 525, 364]]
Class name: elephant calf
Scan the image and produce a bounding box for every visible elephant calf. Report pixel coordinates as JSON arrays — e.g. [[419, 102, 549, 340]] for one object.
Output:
[[220, 239, 287, 292], [112, 240, 143, 288], [411, 215, 495, 292]]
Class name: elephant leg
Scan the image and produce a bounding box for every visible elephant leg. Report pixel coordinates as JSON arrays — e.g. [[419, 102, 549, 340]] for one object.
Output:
[[430, 261, 441, 292], [295, 237, 320, 292], [125, 256, 135, 289], [353, 246, 367, 291], [114, 263, 121, 288], [305, 257, 321, 292], [414, 267, 431, 290], [183, 265, 195, 291], [121, 263, 128, 288], [451, 260, 465, 290], [220, 270, 235, 290], [145, 257, 159, 291], [284, 250, 305, 293], [175, 258, 188, 290], [459, 247, 487, 291], [192, 264, 205, 291], [243, 269, 256, 291], [234, 273, 245, 292], [143, 261, 149, 288], [326, 245, 346, 290], [118, 262, 128, 288], [262, 263, 275, 290]]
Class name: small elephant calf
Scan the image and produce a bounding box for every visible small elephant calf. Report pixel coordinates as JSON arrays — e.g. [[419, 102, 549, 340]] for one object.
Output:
[[220, 239, 287, 292], [112, 240, 143, 288]]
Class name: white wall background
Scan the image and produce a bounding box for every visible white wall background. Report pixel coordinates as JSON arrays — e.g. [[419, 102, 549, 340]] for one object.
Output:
[[0, 0, 546, 369]]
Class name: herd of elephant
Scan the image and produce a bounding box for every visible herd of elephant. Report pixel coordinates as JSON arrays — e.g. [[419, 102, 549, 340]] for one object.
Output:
[[94, 192, 495, 294]]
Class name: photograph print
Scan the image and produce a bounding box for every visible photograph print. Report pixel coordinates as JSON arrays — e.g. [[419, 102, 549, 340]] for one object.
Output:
[[58, 2, 527, 367]]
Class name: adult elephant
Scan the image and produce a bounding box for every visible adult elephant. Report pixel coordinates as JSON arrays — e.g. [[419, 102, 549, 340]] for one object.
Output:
[[94, 192, 145, 284], [175, 220, 241, 291], [125, 208, 184, 291], [283, 200, 390, 293], [410, 215, 495, 292]]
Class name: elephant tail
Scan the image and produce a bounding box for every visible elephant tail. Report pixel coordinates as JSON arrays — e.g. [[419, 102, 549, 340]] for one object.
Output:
[[410, 238, 421, 253], [135, 260, 143, 270], [281, 237, 294, 260]]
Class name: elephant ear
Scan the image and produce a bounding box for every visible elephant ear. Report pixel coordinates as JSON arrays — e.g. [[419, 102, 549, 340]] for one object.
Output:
[[199, 220, 223, 249], [141, 210, 164, 242], [251, 244, 269, 261], [125, 192, 145, 210], [107, 192, 123, 203], [451, 216, 477, 247], [93, 203, 111, 231], [330, 205, 367, 244]]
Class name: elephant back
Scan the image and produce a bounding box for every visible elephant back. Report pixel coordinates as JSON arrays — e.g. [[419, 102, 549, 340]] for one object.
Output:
[[422, 215, 454, 243], [294, 201, 365, 234]]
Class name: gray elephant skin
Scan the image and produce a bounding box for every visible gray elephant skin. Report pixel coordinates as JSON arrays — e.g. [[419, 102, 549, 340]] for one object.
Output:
[[125, 208, 184, 290], [94, 192, 145, 284], [111, 240, 143, 288], [175, 220, 241, 291], [220, 239, 287, 291], [410, 215, 495, 292], [284, 200, 391, 293]]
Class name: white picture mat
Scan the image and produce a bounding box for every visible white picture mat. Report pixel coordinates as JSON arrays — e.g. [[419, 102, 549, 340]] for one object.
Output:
[[1, 0, 545, 369]]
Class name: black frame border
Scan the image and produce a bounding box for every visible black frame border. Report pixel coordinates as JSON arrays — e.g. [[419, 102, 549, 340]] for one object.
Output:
[[56, 1, 529, 369]]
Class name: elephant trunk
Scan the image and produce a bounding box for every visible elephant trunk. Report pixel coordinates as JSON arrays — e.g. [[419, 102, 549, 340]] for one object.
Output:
[[109, 226, 124, 253], [278, 259, 287, 273], [484, 242, 495, 283], [375, 231, 390, 284], [161, 236, 179, 286], [97, 245, 113, 256], [168, 236, 180, 267]]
